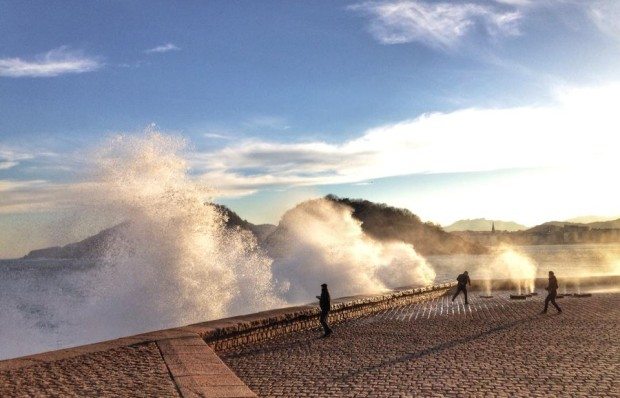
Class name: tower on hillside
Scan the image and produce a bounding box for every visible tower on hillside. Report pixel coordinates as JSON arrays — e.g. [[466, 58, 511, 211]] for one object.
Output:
[[492, 221, 496, 233]]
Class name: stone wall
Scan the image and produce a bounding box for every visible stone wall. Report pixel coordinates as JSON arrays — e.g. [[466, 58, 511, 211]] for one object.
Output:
[[0, 282, 456, 398], [185, 282, 456, 351]]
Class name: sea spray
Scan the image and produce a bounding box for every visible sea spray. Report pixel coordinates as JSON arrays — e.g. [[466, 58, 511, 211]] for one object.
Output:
[[81, 132, 282, 323], [487, 245, 537, 294], [0, 132, 283, 360], [480, 268, 493, 296], [0, 131, 439, 360], [268, 198, 436, 302]]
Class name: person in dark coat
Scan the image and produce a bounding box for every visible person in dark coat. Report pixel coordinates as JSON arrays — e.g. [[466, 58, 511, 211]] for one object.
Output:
[[542, 271, 562, 314], [316, 283, 332, 337], [452, 271, 471, 305]]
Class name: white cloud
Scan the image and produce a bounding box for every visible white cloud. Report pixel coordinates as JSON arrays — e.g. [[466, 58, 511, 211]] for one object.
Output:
[[192, 82, 620, 196], [493, 0, 532, 6], [0, 180, 63, 213], [0, 161, 18, 170], [2, 83, 618, 217], [243, 115, 291, 130], [0, 145, 34, 169], [349, 1, 522, 49], [145, 43, 180, 54], [203, 132, 232, 140], [588, 0, 620, 41], [0, 46, 101, 78]]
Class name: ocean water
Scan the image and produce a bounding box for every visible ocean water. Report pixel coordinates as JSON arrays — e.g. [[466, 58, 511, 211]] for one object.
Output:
[[1, 133, 617, 360], [1, 243, 618, 361], [0, 133, 439, 360], [429, 243, 620, 282]]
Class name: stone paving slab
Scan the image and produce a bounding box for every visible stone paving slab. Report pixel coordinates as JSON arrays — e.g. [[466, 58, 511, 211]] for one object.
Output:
[[0, 282, 454, 397], [173, 378, 256, 398], [0, 342, 179, 397], [0, 333, 255, 397], [221, 291, 620, 397]]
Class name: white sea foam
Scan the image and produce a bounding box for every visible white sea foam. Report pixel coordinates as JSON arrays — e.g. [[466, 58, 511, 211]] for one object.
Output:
[[0, 131, 434, 360], [270, 198, 435, 302]]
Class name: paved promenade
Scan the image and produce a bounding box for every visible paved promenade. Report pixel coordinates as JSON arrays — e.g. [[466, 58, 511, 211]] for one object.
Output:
[[221, 292, 619, 397], [0, 343, 179, 397], [0, 333, 256, 398]]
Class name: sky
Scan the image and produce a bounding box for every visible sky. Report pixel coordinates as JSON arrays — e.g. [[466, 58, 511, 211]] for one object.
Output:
[[1, 0, 620, 258]]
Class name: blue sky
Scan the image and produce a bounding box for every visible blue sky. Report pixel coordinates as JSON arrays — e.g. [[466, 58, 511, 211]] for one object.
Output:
[[1, 0, 620, 257]]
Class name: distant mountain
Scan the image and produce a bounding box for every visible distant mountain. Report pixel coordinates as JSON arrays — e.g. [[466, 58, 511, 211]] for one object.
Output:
[[456, 218, 620, 246], [23, 223, 129, 260], [325, 196, 487, 255], [211, 204, 276, 240], [444, 218, 527, 232], [23, 205, 276, 260], [565, 215, 620, 224], [587, 219, 620, 230], [532, 218, 620, 230]]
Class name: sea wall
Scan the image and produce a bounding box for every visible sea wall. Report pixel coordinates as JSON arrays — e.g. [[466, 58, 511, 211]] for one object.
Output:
[[186, 282, 456, 351], [468, 275, 620, 291], [0, 282, 455, 397]]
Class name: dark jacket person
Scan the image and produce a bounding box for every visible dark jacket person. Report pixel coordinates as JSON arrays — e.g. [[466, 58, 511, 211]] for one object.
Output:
[[452, 271, 471, 305], [542, 271, 562, 314], [316, 284, 333, 337]]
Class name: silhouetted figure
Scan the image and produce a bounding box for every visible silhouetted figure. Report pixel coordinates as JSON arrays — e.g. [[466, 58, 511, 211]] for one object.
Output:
[[452, 271, 471, 305], [542, 271, 562, 314], [316, 283, 332, 337]]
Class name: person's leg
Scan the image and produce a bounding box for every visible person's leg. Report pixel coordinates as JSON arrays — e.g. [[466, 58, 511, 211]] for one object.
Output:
[[325, 311, 332, 334], [320, 311, 331, 335], [550, 292, 562, 313], [543, 293, 551, 313], [452, 286, 461, 301], [463, 287, 468, 304], [320, 312, 328, 335]]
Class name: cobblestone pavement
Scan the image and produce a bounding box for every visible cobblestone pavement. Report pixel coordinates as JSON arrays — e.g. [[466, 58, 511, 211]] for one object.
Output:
[[0, 342, 179, 397], [221, 292, 620, 397]]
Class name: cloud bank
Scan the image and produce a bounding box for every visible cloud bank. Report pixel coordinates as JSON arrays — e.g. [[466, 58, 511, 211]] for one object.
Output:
[[145, 43, 180, 54], [349, 0, 522, 49], [350, 0, 620, 49], [1, 83, 618, 219], [0, 46, 101, 78], [588, 0, 620, 41], [193, 83, 619, 196]]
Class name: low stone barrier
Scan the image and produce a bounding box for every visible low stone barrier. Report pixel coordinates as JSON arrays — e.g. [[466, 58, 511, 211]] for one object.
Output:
[[468, 275, 620, 292], [0, 282, 455, 397], [186, 282, 456, 351]]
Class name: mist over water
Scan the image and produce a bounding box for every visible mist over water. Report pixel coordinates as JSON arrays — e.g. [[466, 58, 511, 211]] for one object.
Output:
[[0, 132, 433, 360], [1, 132, 280, 359], [83, 132, 280, 322], [1, 132, 618, 360], [270, 198, 435, 302]]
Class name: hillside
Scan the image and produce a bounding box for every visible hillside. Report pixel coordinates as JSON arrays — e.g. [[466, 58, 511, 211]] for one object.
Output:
[[24, 196, 489, 260], [531, 218, 620, 231], [211, 204, 276, 240], [456, 218, 620, 246], [23, 205, 276, 260], [326, 196, 487, 255], [23, 222, 129, 259], [565, 215, 620, 224], [444, 218, 527, 232]]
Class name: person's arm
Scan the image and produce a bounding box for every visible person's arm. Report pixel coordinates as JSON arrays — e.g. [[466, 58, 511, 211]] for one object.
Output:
[[468, 276, 471, 285]]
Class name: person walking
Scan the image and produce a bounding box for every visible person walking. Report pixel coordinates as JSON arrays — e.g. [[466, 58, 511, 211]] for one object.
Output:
[[316, 283, 333, 337], [542, 271, 562, 314], [452, 271, 471, 305]]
